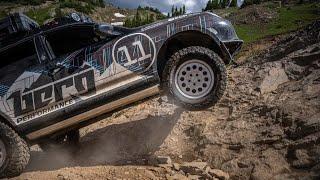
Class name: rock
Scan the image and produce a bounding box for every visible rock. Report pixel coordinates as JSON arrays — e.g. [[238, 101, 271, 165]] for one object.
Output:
[[251, 165, 274, 180], [208, 169, 230, 180], [158, 164, 173, 172], [144, 170, 157, 179], [173, 163, 180, 171], [180, 162, 208, 175], [57, 174, 69, 180], [260, 66, 289, 94], [292, 44, 320, 66], [228, 144, 244, 150], [288, 113, 320, 139], [272, 173, 295, 180], [147, 156, 158, 166], [156, 156, 172, 165], [292, 149, 314, 168], [187, 174, 202, 180], [166, 173, 188, 180]]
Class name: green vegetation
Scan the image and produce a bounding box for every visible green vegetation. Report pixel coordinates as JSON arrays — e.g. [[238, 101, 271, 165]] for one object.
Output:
[[0, 11, 6, 19], [124, 7, 166, 28], [125, 4, 187, 28], [0, 0, 47, 5], [235, 3, 319, 43], [204, 0, 230, 10], [137, 6, 162, 14], [25, 6, 52, 24], [0, 0, 105, 7], [22, 0, 105, 24], [0, 0, 105, 23], [59, 0, 104, 14], [204, 0, 261, 11], [137, 6, 166, 20], [243, 0, 261, 7], [169, 5, 186, 17]]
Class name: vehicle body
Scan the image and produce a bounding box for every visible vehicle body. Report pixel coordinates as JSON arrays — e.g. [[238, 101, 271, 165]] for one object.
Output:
[[0, 12, 242, 177]]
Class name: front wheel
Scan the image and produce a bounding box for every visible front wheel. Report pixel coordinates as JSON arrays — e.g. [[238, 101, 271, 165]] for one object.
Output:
[[162, 46, 227, 110], [0, 122, 30, 178]]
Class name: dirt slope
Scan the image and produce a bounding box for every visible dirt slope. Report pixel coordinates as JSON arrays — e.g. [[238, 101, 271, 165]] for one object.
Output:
[[11, 21, 320, 180]]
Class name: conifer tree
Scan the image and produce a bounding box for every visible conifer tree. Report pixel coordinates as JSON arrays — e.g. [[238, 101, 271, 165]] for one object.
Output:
[[171, 5, 175, 16]]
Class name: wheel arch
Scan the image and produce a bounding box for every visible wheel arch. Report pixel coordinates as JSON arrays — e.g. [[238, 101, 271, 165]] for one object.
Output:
[[156, 30, 230, 80], [0, 113, 18, 135]]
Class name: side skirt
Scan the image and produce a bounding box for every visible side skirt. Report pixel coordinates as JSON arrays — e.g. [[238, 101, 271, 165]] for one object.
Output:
[[26, 85, 160, 140]]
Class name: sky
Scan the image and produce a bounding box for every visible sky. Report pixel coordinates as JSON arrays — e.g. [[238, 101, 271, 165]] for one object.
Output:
[[106, 0, 210, 13]]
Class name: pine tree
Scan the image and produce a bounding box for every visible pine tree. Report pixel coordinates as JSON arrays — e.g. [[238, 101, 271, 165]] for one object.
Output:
[[150, 14, 155, 22], [175, 7, 178, 16], [213, 0, 220, 9], [171, 5, 175, 16], [230, 0, 237, 7], [205, 0, 221, 11], [204, 0, 209, 11], [210, 0, 215, 9], [182, 5, 186, 14], [124, 18, 132, 28], [221, 0, 225, 8]]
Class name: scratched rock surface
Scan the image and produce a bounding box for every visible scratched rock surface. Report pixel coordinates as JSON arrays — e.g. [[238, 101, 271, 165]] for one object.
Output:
[[12, 21, 320, 180]]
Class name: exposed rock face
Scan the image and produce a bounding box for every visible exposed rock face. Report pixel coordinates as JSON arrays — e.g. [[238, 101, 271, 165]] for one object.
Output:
[[259, 66, 289, 94]]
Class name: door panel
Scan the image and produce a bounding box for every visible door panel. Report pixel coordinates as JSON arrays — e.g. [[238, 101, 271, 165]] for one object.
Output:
[[0, 39, 54, 125], [11, 31, 159, 134]]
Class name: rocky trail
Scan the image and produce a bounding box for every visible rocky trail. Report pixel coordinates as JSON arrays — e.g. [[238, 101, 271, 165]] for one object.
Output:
[[11, 21, 320, 180]]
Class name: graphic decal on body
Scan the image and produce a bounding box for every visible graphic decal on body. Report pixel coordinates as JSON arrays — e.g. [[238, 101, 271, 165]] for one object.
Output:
[[112, 33, 156, 72], [0, 33, 156, 125]]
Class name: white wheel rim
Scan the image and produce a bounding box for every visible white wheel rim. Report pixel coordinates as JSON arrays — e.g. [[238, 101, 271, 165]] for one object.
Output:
[[0, 139, 6, 167], [174, 59, 215, 99]]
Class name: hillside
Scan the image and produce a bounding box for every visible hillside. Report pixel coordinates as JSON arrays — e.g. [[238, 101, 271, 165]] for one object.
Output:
[[218, 1, 320, 44], [0, 0, 134, 25]]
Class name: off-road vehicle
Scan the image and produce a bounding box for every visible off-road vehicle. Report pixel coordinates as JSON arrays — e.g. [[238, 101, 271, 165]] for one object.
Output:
[[0, 12, 242, 177]]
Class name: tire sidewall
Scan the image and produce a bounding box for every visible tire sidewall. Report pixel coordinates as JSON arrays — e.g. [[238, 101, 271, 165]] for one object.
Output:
[[0, 122, 30, 178], [165, 47, 226, 110], [0, 129, 12, 174]]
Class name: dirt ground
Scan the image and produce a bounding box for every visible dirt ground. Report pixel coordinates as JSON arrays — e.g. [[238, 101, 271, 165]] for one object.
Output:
[[10, 21, 320, 180]]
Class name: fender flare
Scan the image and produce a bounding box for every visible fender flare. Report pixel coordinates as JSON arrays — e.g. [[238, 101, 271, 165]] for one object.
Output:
[[0, 111, 17, 130], [156, 27, 233, 65], [196, 28, 233, 63]]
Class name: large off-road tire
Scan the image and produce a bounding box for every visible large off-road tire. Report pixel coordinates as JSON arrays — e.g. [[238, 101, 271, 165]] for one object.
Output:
[[162, 46, 227, 110], [0, 122, 30, 178]]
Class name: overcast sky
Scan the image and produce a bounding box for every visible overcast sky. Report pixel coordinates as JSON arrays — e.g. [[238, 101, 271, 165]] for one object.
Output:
[[107, 0, 209, 13]]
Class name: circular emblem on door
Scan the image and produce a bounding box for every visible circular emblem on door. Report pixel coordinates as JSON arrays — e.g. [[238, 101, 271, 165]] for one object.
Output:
[[112, 33, 156, 72]]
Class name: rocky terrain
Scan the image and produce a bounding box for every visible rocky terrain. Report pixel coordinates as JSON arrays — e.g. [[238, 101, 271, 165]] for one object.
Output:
[[8, 20, 319, 180]]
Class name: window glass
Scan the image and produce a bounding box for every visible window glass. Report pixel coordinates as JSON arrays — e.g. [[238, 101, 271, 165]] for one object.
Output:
[[0, 40, 38, 82], [45, 26, 97, 57], [0, 40, 37, 69]]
